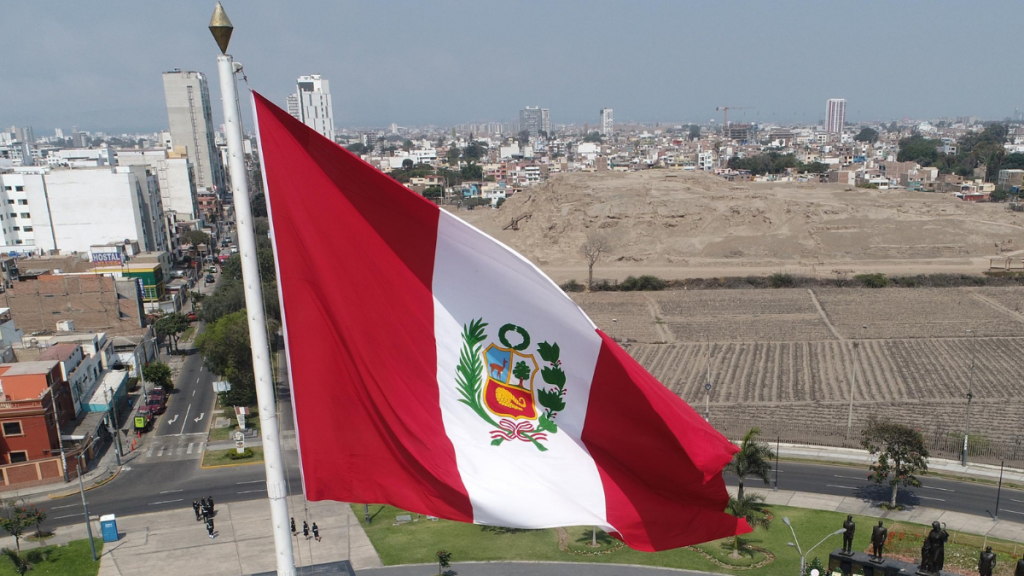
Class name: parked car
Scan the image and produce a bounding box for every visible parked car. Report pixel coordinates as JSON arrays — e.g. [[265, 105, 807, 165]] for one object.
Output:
[[208, 266, 217, 273], [205, 274, 215, 283], [149, 386, 167, 405], [185, 311, 197, 322], [144, 397, 165, 415]]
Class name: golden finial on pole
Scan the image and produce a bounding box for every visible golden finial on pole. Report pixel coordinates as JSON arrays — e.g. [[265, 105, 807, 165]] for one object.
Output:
[[209, 2, 234, 54]]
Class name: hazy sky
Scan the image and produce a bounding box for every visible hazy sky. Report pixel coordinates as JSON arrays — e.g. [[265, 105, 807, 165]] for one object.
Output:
[[3, 0, 1023, 134]]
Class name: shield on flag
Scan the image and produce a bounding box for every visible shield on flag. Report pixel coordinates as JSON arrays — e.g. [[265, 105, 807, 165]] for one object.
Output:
[[482, 344, 538, 420]]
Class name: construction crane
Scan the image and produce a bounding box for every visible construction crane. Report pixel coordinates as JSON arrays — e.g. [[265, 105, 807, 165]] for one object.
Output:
[[715, 106, 752, 128]]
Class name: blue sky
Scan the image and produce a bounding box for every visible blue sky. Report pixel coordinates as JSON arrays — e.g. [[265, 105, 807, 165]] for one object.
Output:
[[3, 0, 1023, 133]]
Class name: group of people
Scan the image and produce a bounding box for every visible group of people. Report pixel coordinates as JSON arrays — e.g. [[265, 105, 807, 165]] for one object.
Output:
[[290, 517, 321, 542], [193, 496, 217, 539]]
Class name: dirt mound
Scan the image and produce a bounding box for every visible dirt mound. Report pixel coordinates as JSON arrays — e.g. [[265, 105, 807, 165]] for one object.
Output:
[[462, 171, 1024, 277]]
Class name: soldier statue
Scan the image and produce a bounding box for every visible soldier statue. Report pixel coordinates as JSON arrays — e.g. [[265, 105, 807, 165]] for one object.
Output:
[[870, 521, 888, 562], [979, 546, 996, 576], [1015, 557, 1024, 576], [841, 515, 856, 555], [918, 521, 949, 575]]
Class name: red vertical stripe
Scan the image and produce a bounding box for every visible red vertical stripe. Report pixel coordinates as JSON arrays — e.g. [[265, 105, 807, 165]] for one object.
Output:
[[253, 92, 472, 522], [582, 330, 749, 551]]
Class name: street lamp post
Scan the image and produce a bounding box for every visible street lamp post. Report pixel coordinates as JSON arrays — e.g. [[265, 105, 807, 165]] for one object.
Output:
[[962, 329, 975, 467], [704, 334, 711, 421], [77, 460, 98, 562], [783, 516, 845, 576]]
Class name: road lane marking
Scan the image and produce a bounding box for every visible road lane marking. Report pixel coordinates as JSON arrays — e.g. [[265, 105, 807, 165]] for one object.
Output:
[[827, 484, 855, 489], [146, 446, 155, 457], [52, 504, 78, 509], [158, 447, 166, 457], [197, 377, 200, 384], [833, 475, 863, 480], [917, 496, 945, 502], [1011, 498, 1024, 504], [238, 489, 266, 494], [159, 489, 183, 494], [920, 486, 954, 492], [237, 480, 263, 484], [167, 415, 179, 425], [194, 412, 204, 423], [180, 404, 192, 436], [187, 443, 194, 454], [193, 390, 196, 397], [1001, 509, 1024, 515], [149, 499, 183, 506], [54, 514, 82, 520]]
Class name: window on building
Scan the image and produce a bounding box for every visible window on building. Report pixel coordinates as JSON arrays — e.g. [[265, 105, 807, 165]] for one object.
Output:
[[12, 227, 19, 231], [2, 186, 9, 191], [2, 421, 23, 437], [15, 240, 22, 245], [16, 200, 27, 205], [5, 200, 12, 205], [22, 227, 32, 232], [14, 186, 23, 192], [19, 213, 29, 219], [8, 452, 27, 464]]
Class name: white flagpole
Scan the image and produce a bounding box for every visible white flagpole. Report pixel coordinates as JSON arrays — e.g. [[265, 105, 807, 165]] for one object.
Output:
[[210, 4, 295, 575]]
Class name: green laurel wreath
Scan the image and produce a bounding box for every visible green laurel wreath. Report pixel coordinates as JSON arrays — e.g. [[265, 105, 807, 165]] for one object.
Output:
[[535, 342, 566, 433]]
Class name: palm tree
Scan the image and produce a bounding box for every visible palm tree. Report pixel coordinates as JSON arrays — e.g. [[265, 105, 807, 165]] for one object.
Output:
[[726, 493, 772, 556], [726, 427, 775, 499], [1, 548, 31, 575]]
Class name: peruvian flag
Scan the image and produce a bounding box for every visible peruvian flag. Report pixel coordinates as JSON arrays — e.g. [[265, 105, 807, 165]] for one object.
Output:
[[252, 92, 749, 551]]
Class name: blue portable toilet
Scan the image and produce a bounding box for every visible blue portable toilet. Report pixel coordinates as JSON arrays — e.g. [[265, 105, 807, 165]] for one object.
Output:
[[100, 514, 118, 542]]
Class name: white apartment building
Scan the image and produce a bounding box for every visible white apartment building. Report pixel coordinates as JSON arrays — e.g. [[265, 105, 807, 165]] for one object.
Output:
[[0, 166, 167, 255], [826, 98, 846, 134], [600, 108, 613, 136], [47, 147, 115, 168], [118, 149, 199, 220], [162, 69, 226, 193], [289, 75, 335, 141]]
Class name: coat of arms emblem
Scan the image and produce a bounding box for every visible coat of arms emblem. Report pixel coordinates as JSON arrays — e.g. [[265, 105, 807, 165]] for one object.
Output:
[[456, 319, 567, 451]]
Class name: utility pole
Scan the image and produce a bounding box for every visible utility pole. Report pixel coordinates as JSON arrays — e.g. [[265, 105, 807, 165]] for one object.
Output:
[[994, 459, 1004, 521], [49, 385, 69, 482], [78, 460, 97, 562], [210, 4, 295, 574], [963, 329, 975, 467]]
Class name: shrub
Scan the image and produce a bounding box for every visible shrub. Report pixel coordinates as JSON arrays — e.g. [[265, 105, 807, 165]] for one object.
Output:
[[559, 279, 585, 293], [620, 275, 666, 291], [856, 273, 890, 288], [590, 279, 616, 292], [228, 448, 254, 460], [768, 272, 795, 288]]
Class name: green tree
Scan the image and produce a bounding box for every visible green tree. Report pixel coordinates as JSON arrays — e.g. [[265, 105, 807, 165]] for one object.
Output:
[[143, 362, 173, 390], [725, 493, 771, 554], [251, 191, 268, 218], [154, 313, 190, 352], [726, 427, 775, 499], [402, 158, 414, 171], [512, 361, 531, 386], [460, 163, 483, 181], [402, 139, 413, 152], [583, 131, 603, 143], [0, 501, 35, 552], [896, 135, 941, 165], [689, 125, 701, 140], [517, 130, 531, 147], [862, 419, 929, 508], [446, 146, 461, 165], [423, 186, 443, 199], [1, 548, 32, 575], [346, 142, 369, 155], [854, 127, 879, 143], [799, 162, 830, 174], [194, 310, 278, 406], [463, 142, 486, 161], [181, 230, 210, 248]]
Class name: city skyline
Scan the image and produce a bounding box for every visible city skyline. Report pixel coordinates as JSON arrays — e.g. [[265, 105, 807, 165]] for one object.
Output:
[[2, 1, 1024, 132]]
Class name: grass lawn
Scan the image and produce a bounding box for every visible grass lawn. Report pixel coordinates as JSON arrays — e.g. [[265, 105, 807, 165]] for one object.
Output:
[[202, 446, 264, 468], [354, 504, 1021, 576], [180, 326, 196, 342], [0, 539, 103, 576]]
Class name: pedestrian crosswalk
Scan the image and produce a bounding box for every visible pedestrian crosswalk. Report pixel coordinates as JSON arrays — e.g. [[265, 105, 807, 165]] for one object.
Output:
[[142, 433, 207, 461]]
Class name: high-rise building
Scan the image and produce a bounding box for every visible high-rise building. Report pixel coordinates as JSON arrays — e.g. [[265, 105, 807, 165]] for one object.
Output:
[[54, 128, 64, 139], [291, 75, 335, 141], [826, 98, 846, 134], [600, 108, 613, 136], [162, 69, 226, 193], [519, 106, 551, 137]]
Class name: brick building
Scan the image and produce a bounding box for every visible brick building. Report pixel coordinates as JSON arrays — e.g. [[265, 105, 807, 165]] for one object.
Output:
[[2, 272, 145, 335], [0, 360, 77, 485]]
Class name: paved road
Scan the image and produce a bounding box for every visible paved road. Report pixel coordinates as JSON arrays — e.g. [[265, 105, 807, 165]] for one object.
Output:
[[152, 342, 217, 437], [724, 460, 1024, 520]]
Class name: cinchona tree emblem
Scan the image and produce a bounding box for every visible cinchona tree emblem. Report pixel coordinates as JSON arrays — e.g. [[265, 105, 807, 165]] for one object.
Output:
[[455, 319, 566, 452]]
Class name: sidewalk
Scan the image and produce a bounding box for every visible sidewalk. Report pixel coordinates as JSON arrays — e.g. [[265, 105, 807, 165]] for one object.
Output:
[[773, 442, 1024, 484], [0, 496, 382, 576]]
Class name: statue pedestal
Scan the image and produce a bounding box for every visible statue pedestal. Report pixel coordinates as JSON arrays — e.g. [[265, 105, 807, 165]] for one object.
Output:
[[829, 549, 956, 576]]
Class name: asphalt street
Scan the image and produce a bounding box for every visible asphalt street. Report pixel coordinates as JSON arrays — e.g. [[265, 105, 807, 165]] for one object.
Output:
[[152, 336, 217, 438], [724, 460, 1024, 520]]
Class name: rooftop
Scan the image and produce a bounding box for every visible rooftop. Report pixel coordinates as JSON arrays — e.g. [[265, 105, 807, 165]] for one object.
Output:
[[0, 360, 58, 376], [37, 344, 79, 361]]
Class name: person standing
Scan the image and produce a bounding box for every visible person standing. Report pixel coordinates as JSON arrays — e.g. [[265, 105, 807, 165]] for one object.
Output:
[[979, 546, 996, 576], [193, 499, 201, 522], [302, 521, 310, 540], [208, 496, 215, 514], [291, 517, 296, 534], [206, 517, 215, 539], [312, 522, 320, 543]]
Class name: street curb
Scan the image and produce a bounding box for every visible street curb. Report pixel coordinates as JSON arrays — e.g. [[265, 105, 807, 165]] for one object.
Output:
[[46, 466, 122, 500], [359, 561, 724, 575], [199, 448, 264, 469]]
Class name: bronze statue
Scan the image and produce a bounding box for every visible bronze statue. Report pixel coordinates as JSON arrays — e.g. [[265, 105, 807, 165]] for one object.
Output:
[[870, 521, 887, 561], [918, 521, 949, 575], [841, 515, 856, 554], [1015, 557, 1024, 576], [979, 546, 996, 576]]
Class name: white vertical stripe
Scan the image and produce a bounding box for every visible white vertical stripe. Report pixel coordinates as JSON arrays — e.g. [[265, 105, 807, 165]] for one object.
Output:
[[433, 210, 609, 529]]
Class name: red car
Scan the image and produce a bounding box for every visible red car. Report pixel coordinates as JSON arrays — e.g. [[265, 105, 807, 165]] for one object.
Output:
[[144, 397, 166, 415], [185, 312, 197, 322], [149, 387, 167, 404]]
